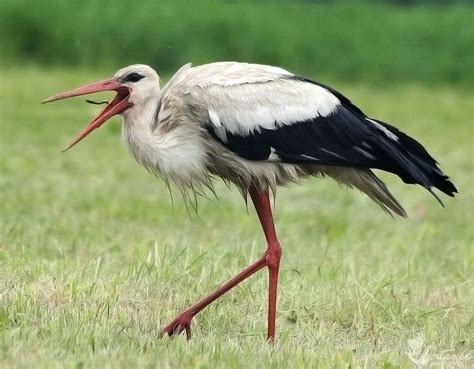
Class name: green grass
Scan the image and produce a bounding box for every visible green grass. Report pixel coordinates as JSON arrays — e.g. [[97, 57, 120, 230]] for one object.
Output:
[[0, 66, 473, 368], [1, 1, 473, 86]]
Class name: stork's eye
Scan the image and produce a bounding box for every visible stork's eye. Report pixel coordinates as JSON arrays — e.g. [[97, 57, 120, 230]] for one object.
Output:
[[123, 72, 145, 83]]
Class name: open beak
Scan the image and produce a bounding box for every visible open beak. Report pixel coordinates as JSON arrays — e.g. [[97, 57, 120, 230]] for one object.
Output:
[[42, 78, 132, 151]]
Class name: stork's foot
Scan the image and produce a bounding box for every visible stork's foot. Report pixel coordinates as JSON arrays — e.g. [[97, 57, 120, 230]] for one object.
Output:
[[160, 311, 194, 340]]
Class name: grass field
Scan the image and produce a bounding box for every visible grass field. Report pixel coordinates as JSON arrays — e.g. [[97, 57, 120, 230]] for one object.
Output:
[[1, 66, 473, 368], [1, 1, 473, 86]]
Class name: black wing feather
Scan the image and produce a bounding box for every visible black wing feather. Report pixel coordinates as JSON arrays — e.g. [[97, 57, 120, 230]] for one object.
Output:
[[206, 76, 457, 199]]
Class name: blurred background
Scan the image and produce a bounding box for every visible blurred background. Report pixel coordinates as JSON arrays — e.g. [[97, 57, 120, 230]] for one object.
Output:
[[1, 0, 473, 86]]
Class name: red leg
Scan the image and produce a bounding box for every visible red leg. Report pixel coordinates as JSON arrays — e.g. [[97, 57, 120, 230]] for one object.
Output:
[[249, 186, 282, 341], [160, 185, 282, 341], [160, 255, 267, 339]]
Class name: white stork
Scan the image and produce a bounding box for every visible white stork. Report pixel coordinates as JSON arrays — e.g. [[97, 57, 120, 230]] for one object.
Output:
[[43, 62, 457, 341]]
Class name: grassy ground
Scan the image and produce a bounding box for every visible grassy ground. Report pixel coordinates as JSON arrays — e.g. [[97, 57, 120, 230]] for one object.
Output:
[[0, 66, 473, 368]]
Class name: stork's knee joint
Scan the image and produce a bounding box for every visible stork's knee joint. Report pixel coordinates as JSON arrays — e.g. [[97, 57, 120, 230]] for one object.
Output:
[[266, 242, 282, 269]]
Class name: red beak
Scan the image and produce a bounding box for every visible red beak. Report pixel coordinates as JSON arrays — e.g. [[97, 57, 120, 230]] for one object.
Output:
[[42, 78, 132, 151]]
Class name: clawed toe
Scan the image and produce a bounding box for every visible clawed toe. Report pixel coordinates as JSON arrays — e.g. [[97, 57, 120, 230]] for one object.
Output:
[[160, 312, 194, 340]]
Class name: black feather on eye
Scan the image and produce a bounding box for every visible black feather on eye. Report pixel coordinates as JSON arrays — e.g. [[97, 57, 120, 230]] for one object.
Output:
[[123, 72, 145, 83]]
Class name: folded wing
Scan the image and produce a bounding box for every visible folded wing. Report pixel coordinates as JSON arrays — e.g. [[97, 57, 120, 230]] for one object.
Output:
[[179, 64, 457, 201]]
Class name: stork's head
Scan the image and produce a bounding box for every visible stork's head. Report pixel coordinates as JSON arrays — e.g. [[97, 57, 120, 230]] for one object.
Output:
[[43, 64, 160, 151]]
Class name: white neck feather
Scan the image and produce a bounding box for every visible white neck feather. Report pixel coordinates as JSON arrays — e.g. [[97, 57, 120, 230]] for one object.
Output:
[[121, 93, 209, 188], [121, 96, 161, 169]]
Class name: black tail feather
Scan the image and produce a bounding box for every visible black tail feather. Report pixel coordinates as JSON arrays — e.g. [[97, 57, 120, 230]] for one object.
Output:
[[374, 119, 458, 200], [290, 75, 458, 203]]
